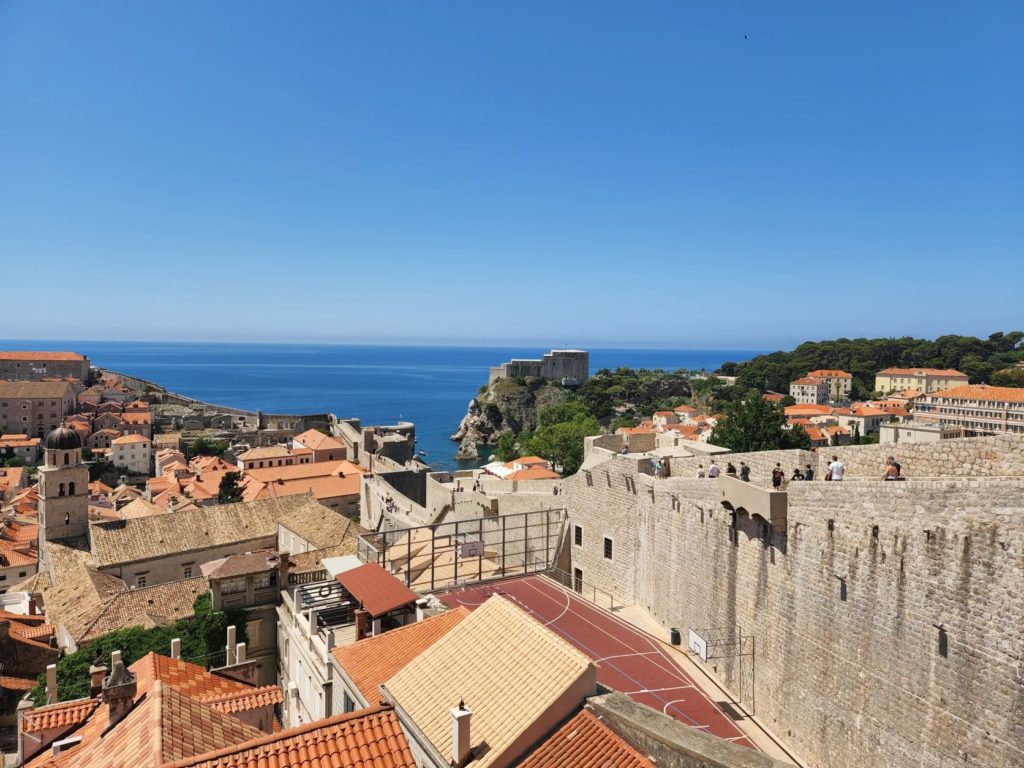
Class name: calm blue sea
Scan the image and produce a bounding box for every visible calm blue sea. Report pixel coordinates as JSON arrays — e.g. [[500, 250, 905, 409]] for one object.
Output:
[[1, 342, 764, 469]]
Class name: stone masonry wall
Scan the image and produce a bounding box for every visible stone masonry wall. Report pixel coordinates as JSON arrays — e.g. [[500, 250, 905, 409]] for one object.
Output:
[[565, 458, 1024, 768], [821, 433, 1024, 479]]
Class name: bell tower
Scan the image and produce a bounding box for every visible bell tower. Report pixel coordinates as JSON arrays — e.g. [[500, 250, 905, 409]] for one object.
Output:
[[38, 427, 90, 547]]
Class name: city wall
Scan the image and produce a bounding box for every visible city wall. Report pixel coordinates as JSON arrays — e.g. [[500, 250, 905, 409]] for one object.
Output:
[[564, 452, 1024, 768], [821, 433, 1024, 479]]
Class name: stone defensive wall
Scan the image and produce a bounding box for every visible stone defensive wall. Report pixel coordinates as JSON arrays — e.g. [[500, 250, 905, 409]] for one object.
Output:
[[564, 435, 1024, 768]]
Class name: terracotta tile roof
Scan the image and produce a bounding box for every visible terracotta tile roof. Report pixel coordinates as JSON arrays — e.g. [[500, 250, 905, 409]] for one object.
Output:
[[35, 542, 128, 641], [244, 459, 364, 483], [21, 698, 99, 734], [806, 369, 852, 378], [826, 425, 850, 435], [197, 685, 284, 715], [88, 495, 331, 567], [762, 393, 785, 402], [506, 467, 561, 481], [292, 428, 346, 452], [0, 351, 85, 361], [161, 704, 415, 768], [331, 608, 470, 702], [518, 709, 654, 768], [784, 404, 833, 416], [386, 596, 596, 768], [805, 426, 827, 442], [0, 674, 38, 691], [673, 404, 697, 413], [878, 367, 967, 376], [617, 426, 654, 435], [790, 377, 825, 386], [652, 411, 675, 417], [111, 434, 150, 445], [236, 445, 295, 461], [77, 578, 206, 643], [201, 550, 276, 579], [923, 384, 1024, 404], [337, 563, 418, 617]]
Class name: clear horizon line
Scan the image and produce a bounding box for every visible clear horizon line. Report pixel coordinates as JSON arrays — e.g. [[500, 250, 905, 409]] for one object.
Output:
[[0, 336, 777, 353]]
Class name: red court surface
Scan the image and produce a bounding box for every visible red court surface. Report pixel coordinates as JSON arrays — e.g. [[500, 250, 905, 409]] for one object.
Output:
[[437, 574, 757, 750]]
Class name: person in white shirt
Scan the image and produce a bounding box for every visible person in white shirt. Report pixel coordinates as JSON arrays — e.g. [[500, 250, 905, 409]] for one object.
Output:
[[708, 461, 720, 478], [828, 455, 845, 481], [696, 465, 706, 478]]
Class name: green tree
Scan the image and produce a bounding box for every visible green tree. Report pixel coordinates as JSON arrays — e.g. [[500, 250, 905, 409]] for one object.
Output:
[[780, 395, 797, 406], [494, 432, 519, 462], [991, 367, 1024, 388], [218, 471, 243, 504], [709, 396, 811, 452], [522, 412, 602, 475], [30, 594, 246, 706], [4, 456, 24, 467], [188, 437, 229, 457]]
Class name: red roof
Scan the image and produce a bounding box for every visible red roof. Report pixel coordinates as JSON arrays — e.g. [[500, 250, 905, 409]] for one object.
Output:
[[518, 709, 653, 768], [337, 563, 418, 618]]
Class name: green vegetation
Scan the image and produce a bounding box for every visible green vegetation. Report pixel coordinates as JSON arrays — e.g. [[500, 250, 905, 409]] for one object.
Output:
[[3, 456, 24, 467], [495, 401, 601, 475], [218, 471, 243, 504], [30, 594, 247, 706], [188, 436, 229, 457], [991, 366, 1024, 388], [709, 395, 812, 452], [723, 332, 1024, 398]]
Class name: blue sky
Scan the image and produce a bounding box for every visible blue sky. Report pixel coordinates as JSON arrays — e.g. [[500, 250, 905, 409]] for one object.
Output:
[[1, 2, 1021, 348]]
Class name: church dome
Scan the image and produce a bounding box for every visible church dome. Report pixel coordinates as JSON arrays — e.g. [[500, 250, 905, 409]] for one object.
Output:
[[45, 426, 82, 450]]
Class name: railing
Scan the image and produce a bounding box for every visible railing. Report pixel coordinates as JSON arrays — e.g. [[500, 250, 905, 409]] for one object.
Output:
[[288, 569, 328, 585], [546, 567, 623, 612]]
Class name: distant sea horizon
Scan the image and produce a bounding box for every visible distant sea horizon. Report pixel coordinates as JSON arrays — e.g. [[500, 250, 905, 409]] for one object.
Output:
[[1, 340, 767, 470]]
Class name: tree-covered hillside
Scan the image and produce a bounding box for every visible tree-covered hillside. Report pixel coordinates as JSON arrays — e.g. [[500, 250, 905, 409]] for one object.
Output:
[[719, 332, 1024, 398]]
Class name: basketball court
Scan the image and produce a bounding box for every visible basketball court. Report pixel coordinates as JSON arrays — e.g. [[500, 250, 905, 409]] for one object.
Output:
[[437, 573, 758, 749]]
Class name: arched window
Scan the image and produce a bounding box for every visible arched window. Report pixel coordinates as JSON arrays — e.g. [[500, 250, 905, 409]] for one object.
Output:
[[69, 482, 75, 496], [64, 452, 69, 465], [59, 483, 66, 497]]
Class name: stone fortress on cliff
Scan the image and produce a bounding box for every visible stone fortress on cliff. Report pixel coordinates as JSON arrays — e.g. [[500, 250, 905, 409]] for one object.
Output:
[[487, 348, 589, 386]]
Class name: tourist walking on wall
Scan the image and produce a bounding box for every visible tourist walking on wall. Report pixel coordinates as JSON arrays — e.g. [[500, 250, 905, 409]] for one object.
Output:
[[708, 461, 720, 478], [726, 462, 737, 476], [804, 463, 815, 481], [771, 463, 784, 489], [883, 456, 901, 481], [696, 464, 706, 478], [791, 466, 804, 481], [829, 455, 845, 481], [739, 462, 750, 482]]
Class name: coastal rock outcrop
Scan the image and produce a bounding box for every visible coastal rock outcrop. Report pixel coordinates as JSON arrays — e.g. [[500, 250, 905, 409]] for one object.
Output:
[[451, 377, 570, 460]]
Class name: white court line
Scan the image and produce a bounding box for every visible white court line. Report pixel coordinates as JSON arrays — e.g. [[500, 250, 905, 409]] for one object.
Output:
[[624, 685, 693, 695], [593, 650, 661, 664]]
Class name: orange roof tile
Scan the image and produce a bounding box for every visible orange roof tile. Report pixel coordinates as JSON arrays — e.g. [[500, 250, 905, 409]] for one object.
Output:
[[791, 377, 826, 386], [161, 705, 416, 768], [518, 709, 654, 768], [784, 404, 833, 416], [292, 428, 346, 452], [923, 384, 1024, 404], [0, 351, 85, 361], [337, 563, 418, 618], [198, 685, 284, 715], [331, 608, 470, 702], [21, 698, 99, 734], [506, 467, 561, 481], [807, 369, 852, 378], [111, 434, 150, 445], [0, 674, 38, 691], [879, 367, 966, 376], [762, 393, 785, 402]]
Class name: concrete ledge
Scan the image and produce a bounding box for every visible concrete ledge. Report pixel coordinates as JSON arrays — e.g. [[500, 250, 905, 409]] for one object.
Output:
[[587, 692, 795, 768], [717, 474, 787, 532]]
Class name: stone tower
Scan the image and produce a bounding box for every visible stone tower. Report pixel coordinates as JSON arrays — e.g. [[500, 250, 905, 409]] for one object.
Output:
[[37, 426, 90, 547]]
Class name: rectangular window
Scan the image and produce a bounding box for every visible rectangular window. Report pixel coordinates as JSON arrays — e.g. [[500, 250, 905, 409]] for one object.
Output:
[[573, 525, 582, 546], [136, 574, 147, 588], [603, 537, 614, 560], [222, 576, 247, 595], [254, 572, 277, 590], [343, 691, 356, 713], [183, 565, 193, 578]]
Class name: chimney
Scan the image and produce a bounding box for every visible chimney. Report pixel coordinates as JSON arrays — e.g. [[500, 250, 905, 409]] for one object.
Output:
[[28, 596, 37, 616], [450, 701, 473, 767], [101, 653, 137, 728], [88, 662, 108, 698], [235, 642, 246, 664], [226, 625, 237, 665], [45, 664, 57, 705], [170, 638, 181, 660]]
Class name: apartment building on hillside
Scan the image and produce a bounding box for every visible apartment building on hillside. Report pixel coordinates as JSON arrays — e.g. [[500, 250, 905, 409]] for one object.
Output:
[[913, 384, 1024, 435], [789, 377, 829, 405], [875, 367, 968, 394]]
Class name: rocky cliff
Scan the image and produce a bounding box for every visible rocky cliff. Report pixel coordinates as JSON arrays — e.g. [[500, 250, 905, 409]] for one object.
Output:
[[450, 377, 570, 460]]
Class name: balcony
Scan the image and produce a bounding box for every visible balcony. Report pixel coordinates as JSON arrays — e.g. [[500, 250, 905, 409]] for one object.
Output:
[[716, 474, 787, 533]]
